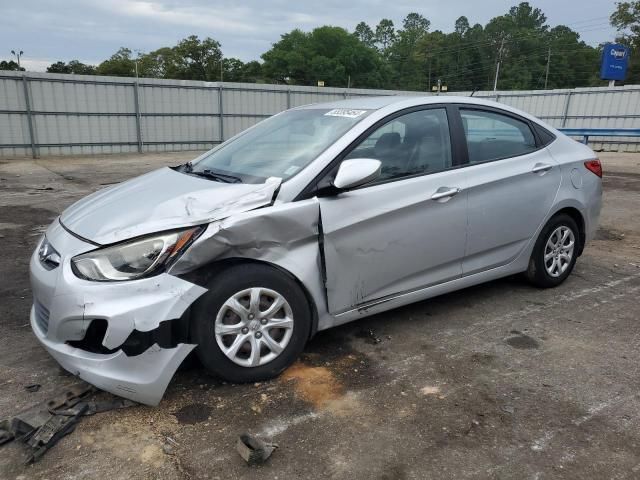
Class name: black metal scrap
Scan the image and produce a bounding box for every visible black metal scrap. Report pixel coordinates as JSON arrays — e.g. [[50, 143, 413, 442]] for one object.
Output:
[[0, 381, 137, 463], [236, 433, 278, 465]]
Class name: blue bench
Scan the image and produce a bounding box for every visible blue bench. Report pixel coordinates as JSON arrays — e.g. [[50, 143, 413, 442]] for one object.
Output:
[[559, 128, 640, 144]]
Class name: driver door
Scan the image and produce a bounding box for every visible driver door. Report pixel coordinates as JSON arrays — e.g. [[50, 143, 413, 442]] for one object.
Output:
[[317, 107, 469, 314]]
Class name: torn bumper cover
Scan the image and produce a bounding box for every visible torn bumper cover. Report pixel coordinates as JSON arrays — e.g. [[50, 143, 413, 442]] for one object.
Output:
[[31, 331, 193, 406], [29, 220, 207, 406]]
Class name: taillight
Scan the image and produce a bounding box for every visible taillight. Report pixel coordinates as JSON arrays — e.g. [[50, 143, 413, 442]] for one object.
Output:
[[584, 159, 602, 178]]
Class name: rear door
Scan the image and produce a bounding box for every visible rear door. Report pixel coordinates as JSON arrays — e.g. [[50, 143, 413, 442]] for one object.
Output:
[[458, 107, 561, 275], [316, 106, 469, 314]]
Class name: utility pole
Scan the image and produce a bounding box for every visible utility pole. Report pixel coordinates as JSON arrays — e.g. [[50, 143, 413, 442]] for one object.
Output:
[[544, 47, 551, 89], [220, 58, 224, 82], [493, 37, 506, 93], [11, 50, 24, 69], [133, 49, 142, 79], [428, 59, 432, 91]]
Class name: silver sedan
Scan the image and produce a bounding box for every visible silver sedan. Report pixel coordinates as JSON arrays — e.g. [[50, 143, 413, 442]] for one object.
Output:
[[29, 96, 602, 405]]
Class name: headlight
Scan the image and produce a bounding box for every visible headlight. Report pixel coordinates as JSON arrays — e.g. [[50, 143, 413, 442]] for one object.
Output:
[[71, 227, 203, 281]]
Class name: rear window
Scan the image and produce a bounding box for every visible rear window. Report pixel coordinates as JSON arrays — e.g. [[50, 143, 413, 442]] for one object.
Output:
[[534, 124, 556, 146], [461, 109, 537, 163]]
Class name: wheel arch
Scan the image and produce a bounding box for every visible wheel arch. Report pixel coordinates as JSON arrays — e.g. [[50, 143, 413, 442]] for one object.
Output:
[[549, 206, 586, 256], [178, 257, 320, 339]]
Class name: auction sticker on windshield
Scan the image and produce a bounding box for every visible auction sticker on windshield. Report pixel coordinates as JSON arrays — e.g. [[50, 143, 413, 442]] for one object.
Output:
[[324, 109, 367, 118]]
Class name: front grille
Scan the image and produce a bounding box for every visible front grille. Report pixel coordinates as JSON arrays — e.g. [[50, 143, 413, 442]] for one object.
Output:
[[33, 299, 50, 334]]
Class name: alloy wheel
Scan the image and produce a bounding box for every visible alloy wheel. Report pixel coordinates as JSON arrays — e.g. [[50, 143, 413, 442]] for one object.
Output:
[[214, 287, 294, 367], [544, 226, 575, 278]]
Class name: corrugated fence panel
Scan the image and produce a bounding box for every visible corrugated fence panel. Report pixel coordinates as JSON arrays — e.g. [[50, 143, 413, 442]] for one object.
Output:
[[139, 84, 217, 114], [0, 113, 30, 156], [0, 76, 25, 110], [225, 116, 262, 139], [142, 115, 218, 144], [0, 76, 30, 156], [222, 88, 285, 116], [1, 71, 640, 157], [28, 78, 134, 113]]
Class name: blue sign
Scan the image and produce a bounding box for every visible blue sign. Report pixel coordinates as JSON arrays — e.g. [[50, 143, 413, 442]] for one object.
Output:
[[600, 43, 630, 81]]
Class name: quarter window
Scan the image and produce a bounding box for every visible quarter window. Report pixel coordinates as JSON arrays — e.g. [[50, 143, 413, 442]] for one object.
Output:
[[345, 108, 452, 181], [460, 109, 537, 163]]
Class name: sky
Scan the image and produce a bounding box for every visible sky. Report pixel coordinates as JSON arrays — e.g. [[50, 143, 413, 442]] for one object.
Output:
[[1, 0, 620, 71]]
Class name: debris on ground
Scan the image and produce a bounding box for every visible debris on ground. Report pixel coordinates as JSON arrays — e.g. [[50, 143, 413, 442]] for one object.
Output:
[[357, 328, 382, 344], [236, 433, 278, 465], [465, 419, 481, 435], [24, 384, 41, 393], [0, 381, 137, 464], [501, 405, 515, 414]]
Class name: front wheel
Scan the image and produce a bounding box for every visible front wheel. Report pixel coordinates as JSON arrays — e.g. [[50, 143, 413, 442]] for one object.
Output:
[[191, 263, 311, 383], [526, 213, 580, 288]]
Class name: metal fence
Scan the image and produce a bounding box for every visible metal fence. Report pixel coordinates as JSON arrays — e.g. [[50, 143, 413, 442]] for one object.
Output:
[[1, 70, 639, 158]]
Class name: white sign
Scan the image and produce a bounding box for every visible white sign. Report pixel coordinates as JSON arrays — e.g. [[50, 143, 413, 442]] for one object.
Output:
[[324, 109, 367, 118]]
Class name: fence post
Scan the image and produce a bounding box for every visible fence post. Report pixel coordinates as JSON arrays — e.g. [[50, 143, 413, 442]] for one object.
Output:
[[218, 85, 224, 143], [286, 89, 291, 109], [133, 81, 143, 153], [561, 92, 573, 127], [22, 75, 37, 159], [495, 94, 501, 103]]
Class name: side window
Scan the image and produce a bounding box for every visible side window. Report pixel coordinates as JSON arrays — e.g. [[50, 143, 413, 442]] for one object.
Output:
[[345, 108, 452, 182], [460, 109, 537, 163]]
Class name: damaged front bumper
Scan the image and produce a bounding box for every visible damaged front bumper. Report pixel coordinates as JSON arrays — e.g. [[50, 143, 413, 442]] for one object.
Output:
[[29, 219, 207, 406]]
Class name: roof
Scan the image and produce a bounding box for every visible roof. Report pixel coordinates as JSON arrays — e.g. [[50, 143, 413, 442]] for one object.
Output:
[[298, 96, 418, 110], [298, 95, 506, 111], [295, 95, 557, 132]]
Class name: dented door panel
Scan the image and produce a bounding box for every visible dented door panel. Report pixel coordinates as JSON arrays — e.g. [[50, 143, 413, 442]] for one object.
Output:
[[319, 170, 468, 314]]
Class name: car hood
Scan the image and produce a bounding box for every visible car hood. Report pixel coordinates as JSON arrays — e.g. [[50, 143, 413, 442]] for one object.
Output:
[[60, 167, 282, 245]]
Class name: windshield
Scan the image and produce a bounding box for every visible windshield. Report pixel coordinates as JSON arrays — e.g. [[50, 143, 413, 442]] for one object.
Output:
[[189, 108, 371, 183]]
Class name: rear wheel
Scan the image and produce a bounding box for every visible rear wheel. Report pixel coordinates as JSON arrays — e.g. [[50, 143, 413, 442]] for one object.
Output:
[[526, 213, 580, 288], [191, 263, 311, 383]]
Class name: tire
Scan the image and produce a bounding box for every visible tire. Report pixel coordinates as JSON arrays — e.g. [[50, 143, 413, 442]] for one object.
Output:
[[526, 213, 580, 288], [191, 263, 311, 383]]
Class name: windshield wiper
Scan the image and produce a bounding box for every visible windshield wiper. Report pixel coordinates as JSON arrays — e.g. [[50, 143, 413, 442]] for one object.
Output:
[[191, 168, 243, 184]]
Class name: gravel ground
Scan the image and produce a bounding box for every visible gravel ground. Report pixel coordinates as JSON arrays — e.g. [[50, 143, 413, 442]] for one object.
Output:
[[0, 151, 639, 480]]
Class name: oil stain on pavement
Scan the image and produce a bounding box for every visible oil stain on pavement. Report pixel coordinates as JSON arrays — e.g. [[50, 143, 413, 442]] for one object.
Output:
[[505, 330, 540, 349]]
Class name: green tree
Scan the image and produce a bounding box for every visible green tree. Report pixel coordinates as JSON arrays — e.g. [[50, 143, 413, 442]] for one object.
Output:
[[241, 61, 263, 83], [0, 60, 25, 71], [455, 16, 470, 36], [610, 1, 640, 82], [483, 2, 549, 89], [544, 26, 600, 88], [172, 35, 223, 81], [375, 19, 396, 52], [96, 48, 137, 76], [222, 58, 246, 81], [388, 13, 431, 89], [138, 47, 180, 78], [36, 2, 607, 91], [354, 22, 376, 48], [47, 60, 96, 75], [411, 2, 601, 92], [262, 26, 389, 87]]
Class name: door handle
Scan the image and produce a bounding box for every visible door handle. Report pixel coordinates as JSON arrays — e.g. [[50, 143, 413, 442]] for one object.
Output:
[[532, 163, 553, 173], [431, 187, 461, 201]]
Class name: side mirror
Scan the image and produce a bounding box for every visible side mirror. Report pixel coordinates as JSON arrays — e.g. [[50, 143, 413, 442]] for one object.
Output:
[[333, 158, 381, 190]]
